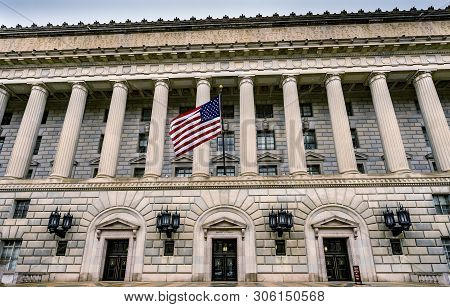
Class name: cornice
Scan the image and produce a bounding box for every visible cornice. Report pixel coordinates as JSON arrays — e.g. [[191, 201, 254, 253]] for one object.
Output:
[[0, 7, 448, 38], [0, 174, 448, 192]]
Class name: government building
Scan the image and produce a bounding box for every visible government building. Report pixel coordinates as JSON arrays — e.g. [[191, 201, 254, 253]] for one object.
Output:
[[0, 7, 449, 285]]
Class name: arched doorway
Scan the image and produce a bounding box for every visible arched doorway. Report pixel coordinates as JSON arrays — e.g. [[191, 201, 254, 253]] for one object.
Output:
[[192, 206, 257, 282]]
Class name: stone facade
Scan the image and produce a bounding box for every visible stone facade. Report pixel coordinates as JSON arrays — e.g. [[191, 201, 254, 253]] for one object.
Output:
[[0, 7, 449, 285]]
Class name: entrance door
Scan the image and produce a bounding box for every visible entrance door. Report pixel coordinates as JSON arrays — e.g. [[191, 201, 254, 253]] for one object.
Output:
[[323, 238, 351, 281], [102, 239, 129, 281], [212, 239, 237, 281]]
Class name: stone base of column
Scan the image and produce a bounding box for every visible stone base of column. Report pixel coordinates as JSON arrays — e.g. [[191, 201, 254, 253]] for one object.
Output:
[[389, 168, 412, 175], [291, 171, 308, 178], [340, 170, 360, 176], [143, 173, 159, 181], [1, 176, 22, 180], [192, 172, 210, 180], [95, 173, 114, 179], [240, 171, 258, 177], [48, 174, 67, 180]]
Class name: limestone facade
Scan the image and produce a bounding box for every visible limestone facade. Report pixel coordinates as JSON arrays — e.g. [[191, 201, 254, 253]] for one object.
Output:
[[0, 8, 449, 285]]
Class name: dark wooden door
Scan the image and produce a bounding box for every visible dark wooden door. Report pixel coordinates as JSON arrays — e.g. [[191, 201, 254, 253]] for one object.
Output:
[[323, 238, 351, 281], [212, 239, 237, 281], [102, 239, 129, 281]]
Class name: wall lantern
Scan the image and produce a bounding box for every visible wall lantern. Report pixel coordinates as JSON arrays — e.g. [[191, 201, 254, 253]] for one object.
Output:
[[156, 209, 180, 238], [47, 208, 73, 238], [383, 204, 412, 236], [269, 206, 294, 237]]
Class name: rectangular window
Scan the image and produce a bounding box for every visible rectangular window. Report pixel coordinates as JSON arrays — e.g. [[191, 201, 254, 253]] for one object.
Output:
[[303, 130, 317, 150], [164, 240, 174, 256], [422, 127, 430, 147], [257, 130, 275, 150], [217, 166, 236, 176], [56, 241, 68, 256], [133, 168, 145, 178], [141, 108, 151, 122], [431, 161, 438, 172], [345, 102, 353, 117], [433, 195, 450, 215], [221, 105, 234, 119], [414, 100, 421, 112], [0, 240, 22, 271], [275, 240, 286, 256], [138, 133, 148, 153], [98, 134, 104, 154], [217, 132, 235, 152], [103, 109, 109, 123], [443, 237, 450, 268], [300, 103, 313, 117], [390, 239, 403, 255], [357, 163, 365, 174], [0, 136, 5, 153], [307, 164, 321, 175], [41, 111, 49, 124], [1, 112, 12, 125], [175, 167, 192, 177], [255, 104, 273, 118], [92, 167, 98, 178], [351, 128, 359, 148], [25, 168, 34, 179], [258, 165, 277, 176], [33, 136, 42, 155], [13, 199, 30, 219]]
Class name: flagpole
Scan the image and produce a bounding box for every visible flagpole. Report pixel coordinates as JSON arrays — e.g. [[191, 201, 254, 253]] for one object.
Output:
[[219, 85, 226, 176]]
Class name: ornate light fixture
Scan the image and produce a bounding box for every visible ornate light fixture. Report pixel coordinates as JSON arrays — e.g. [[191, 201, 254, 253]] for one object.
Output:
[[47, 208, 73, 238], [269, 206, 294, 237], [383, 203, 412, 236], [156, 209, 180, 238]]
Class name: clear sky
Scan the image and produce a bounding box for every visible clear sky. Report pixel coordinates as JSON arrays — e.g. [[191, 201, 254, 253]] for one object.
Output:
[[0, 0, 449, 27]]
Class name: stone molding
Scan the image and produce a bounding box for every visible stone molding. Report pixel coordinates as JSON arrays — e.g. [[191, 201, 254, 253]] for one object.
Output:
[[0, 175, 449, 191]]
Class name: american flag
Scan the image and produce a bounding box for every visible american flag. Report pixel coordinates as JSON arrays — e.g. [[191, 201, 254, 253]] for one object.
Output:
[[169, 96, 222, 157]]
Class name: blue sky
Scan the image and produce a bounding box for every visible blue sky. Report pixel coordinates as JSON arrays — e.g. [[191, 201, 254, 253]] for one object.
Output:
[[0, 0, 449, 27]]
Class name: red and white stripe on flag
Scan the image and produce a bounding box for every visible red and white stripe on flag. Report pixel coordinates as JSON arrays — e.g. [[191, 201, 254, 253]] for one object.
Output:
[[169, 97, 222, 157]]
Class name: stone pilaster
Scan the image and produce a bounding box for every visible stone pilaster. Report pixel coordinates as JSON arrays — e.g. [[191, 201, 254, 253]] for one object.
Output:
[[4, 85, 48, 178], [239, 76, 258, 176], [144, 79, 169, 178], [192, 78, 211, 178], [324, 74, 358, 174], [369, 73, 410, 173], [281, 75, 307, 176], [97, 81, 128, 178], [0, 86, 10, 125], [50, 83, 88, 178], [413, 72, 450, 172]]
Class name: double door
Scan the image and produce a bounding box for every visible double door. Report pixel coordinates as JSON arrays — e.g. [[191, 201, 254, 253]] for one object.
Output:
[[102, 239, 129, 281], [212, 239, 237, 281], [323, 238, 351, 281]]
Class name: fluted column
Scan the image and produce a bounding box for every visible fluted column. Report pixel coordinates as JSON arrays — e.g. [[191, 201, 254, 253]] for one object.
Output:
[[369, 73, 410, 173], [144, 79, 169, 178], [5, 85, 48, 178], [97, 81, 128, 178], [50, 83, 88, 178], [0, 86, 10, 124], [413, 72, 450, 172], [324, 74, 358, 174], [192, 78, 211, 178], [282, 75, 307, 176], [239, 76, 258, 176]]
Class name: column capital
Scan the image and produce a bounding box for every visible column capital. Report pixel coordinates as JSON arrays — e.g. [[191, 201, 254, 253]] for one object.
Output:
[[239, 75, 254, 86], [111, 80, 129, 92], [195, 77, 211, 88], [412, 70, 433, 84], [154, 78, 170, 90], [367, 71, 389, 85], [281, 75, 298, 87], [0, 84, 10, 98], [324, 72, 343, 86], [70, 81, 88, 93], [28, 83, 49, 96]]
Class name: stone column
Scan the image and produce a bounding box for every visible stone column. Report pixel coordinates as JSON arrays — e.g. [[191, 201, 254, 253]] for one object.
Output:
[[282, 75, 307, 176], [413, 72, 450, 172], [324, 74, 358, 174], [0, 86, 10, 124], [144, 79, 169, 178], [5, 85, 48, 178], [369, 73, 410, 173], [239, 76, 258, 176], [50, 83, 88, 178], [192, 78, 211, 178], [97, 81, 128, 178]]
